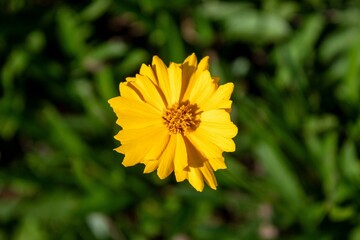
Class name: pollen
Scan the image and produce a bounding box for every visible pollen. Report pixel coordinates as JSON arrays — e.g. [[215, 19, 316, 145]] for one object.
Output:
[[163, 102, 198, 134]]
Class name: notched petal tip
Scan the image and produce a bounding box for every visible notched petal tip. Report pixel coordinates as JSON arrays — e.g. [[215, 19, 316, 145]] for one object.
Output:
[[183, 53, 198, 66], [197, 56, 210, 71], [108, 96, 120, 105], [152, 55, 165, 66], [108, 97, 124, 118], [143, 160, 159, 174]]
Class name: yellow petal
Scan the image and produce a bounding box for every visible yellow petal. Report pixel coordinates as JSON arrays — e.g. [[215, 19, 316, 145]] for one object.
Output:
[[119, 82, 142, 102], [201, 109, 238, 138], [125, 77, 136, 82], [143, 160, 159, 173], [157, 134, 176, 179], [200, 161, 217, 190], [139, 63, 158, 85], [120, 149, 142, 167], [143, 131, 170, 160], [182, 56, 210, 101], [116, 125, 169, 167], [175, 167, 188, 182], [182, 53, 197, 68], [114, 146, 124, 154], [196, 109, 237, 152], [200, 82, 234, 111], [197, 56, 209, 72], [188, 70, 217, 106], [183, 136, 205, 168], [181, 53, 197, 98], [168, 63, 182, 105], [152, 56, 171, 106], [186, 130, 223, 162], [208, 157, 227, 171], [116, 125, 169, 157], [195, 125, 236, 152], [173, 134, 188, 182], [108, 97, 162, 129], [188, 167, 204, 192], [134, 74, 166, 110]]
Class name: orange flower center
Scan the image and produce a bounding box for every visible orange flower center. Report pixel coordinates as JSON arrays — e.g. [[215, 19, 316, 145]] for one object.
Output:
[[163, 102, 198, 134]]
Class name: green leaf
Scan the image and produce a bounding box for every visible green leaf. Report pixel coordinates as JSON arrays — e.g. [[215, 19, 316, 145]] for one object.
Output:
[[81, 0, 111, 21], [223, 11, 290, 44], [56, 7, 90, 58], [255, 142, 304, 209], [94, 66, 117, 101], [42, 104, 88, 156], [117, 48, 149, 76], [336, 39, 360, 104], [339, 140, 360, 183], [14, 218, 48, 240], [155, 12, 185, 62], [319, 132, 338, 202], [319, 28, 360, 63], [201, 2, 253, 20], [1, 48, 28, 91], [0, 93, 24, 139], [194, 10, 215, 47], [329, 205, 354, 222], [350, 226, 360, 240], [26, 31, 45, 53], [86, 41, 128, 62]]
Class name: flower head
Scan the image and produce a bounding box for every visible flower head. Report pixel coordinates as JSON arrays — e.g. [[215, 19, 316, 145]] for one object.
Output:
[[108, 53, 238, 191]]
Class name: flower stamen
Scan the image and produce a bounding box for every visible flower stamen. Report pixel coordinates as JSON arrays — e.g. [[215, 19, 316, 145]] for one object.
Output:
[[163, 102, 198, 134]]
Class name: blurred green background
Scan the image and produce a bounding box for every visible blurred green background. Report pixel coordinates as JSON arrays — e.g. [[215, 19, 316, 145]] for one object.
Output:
[[1, 0, 360, 239]]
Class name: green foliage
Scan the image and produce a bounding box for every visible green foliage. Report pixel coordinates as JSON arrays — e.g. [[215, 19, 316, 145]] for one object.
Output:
[[1, 0, 360, 239]]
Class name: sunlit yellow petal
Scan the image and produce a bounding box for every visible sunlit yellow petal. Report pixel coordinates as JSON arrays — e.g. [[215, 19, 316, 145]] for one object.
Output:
[[119, 82, 142, 102], [200, 82, 234, 111], [143, 131, 170, 160], [201, 109, 238, 138], [197, 56, 209, 72], [116, 125, 169, 160], [116, 125, 169, 167], [196, 125, 236, 152], [157, 134, 176, 179], [133, 74, 166, 110], [186, 130, 223, 161], [173, 134, 188, 182], [152, 56, 171, 106], [125, 77, 136, 82], [197, 109, 238, 152], [200, 161, 217, 190], [183, 53, 197, 68], [180, 53, 197, 98], [168, 62, 182, 105], [188, 70, 217, 106], [182, 56, 210, 101], [108, 97, 162, 128], [143, 160, 159, 173], [139, 63, 157, 85], [175, 167, 188, 182], [208, 157, 227, 171], [188, 167, 204, 192]]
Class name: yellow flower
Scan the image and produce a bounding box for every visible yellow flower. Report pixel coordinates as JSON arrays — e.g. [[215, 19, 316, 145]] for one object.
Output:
[[108, 53, 238, 191]]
